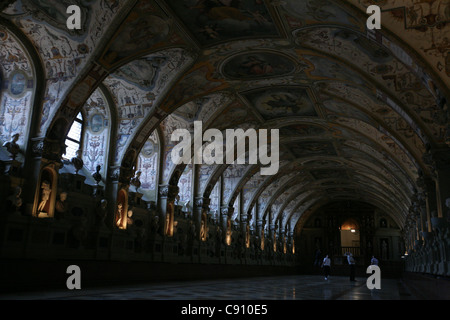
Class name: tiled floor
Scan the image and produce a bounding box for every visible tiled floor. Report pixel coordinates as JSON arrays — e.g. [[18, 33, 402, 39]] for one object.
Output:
[[0, 275, 418, 300]]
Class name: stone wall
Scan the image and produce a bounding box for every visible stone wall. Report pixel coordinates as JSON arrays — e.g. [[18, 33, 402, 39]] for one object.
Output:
[[404, 218, 450, 277], [0, 172, 297, 292]]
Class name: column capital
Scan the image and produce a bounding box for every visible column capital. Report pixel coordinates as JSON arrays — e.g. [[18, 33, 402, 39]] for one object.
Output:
[[194, 196, 210, 209], [220, 205, 234, 216], [159, 184, 179, 201]]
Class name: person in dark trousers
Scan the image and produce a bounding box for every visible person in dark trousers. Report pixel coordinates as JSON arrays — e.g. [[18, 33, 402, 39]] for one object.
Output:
[[347, 253, 356, 281], [321, 254, 331, 280]]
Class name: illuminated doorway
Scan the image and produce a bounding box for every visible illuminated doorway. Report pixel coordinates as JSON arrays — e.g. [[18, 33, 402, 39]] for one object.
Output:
[[340, 218, 360, 256]]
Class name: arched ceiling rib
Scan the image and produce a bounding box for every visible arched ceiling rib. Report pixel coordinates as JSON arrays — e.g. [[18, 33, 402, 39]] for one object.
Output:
[[3, 0, 449, 235]]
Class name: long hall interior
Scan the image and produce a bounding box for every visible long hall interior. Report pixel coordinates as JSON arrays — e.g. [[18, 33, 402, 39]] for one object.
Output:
[[0, 0, 449, 300]]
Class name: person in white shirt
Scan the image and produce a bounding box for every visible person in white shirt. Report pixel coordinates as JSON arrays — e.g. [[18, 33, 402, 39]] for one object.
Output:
[[321, 254, 331, 280]]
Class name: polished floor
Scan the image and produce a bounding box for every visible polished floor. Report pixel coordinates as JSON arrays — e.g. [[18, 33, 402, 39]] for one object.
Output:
[[0, 274, 419, 300]]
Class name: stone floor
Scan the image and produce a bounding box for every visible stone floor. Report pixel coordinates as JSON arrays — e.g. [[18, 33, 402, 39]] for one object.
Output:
[[0, 274, 419, 300]]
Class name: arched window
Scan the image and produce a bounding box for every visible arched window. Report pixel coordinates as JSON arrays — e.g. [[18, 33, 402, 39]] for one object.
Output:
[[63, 112, 83, 160]]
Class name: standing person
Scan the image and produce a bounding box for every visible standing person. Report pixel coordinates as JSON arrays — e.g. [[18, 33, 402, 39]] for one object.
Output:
[[321, 255, 331, 280], [347, 253, 356, 281], [321, 254, 331, 280]]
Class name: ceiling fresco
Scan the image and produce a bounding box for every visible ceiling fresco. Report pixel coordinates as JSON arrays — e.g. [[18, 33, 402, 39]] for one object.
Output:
[[350, 0, 450, 91], [1, 0, 449, 236], [165, 0, 279, 46], [243, 86, 318, 120], [221, 51, 297, 80]]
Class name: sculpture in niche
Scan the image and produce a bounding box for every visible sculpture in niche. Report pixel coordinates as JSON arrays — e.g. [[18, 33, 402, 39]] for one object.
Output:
[[200, 219, 206, 241], [71, 149, 84, 174], [165, 202, 175, 236], [37, 180, 52, 217], [200, 210, 207, 241], [165, 210, 171, 235], [2, 133, 20, 160], [273, 232, 277, 252], [55, 191, 67, 218], [115, 189, 128, 229], [245, 224, 250, 248], [6, 186, 22, 214], [34, 167, 57, 218], [225, 218, 232, 245], [260, 227, 265, 251], [116, 202, 126, 229]]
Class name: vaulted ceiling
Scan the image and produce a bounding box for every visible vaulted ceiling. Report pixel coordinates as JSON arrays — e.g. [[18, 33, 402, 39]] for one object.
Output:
[[1, 0, 449, 234]]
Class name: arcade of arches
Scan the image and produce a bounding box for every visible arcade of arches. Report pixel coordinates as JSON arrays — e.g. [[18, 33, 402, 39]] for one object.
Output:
[[0, 0, 450, 295]]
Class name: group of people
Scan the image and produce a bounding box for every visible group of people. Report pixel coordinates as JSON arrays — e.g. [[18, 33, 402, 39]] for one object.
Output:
[[320, 253, 379, 281]]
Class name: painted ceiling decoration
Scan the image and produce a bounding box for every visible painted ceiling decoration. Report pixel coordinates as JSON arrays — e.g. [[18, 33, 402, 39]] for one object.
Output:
[[1, 0, 449, 237]]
